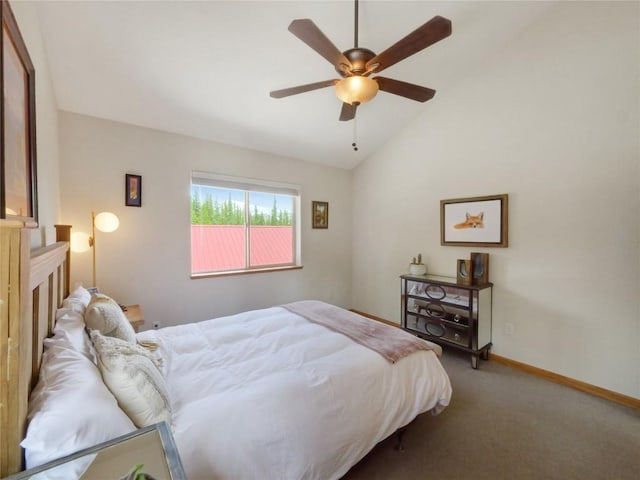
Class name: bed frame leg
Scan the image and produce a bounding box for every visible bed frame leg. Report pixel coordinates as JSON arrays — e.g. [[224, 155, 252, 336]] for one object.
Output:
[[395, 426, 408, 452]]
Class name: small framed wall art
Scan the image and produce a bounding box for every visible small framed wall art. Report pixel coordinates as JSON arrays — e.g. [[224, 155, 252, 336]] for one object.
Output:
[[441, 194, 509, 247], [125, 174, 142, 207], [312, 201, 328, 229], [1, 1, 38, 226]]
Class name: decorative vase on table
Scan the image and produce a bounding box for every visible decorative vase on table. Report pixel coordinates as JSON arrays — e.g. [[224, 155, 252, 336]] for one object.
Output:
[[409, 253, 427, 276]]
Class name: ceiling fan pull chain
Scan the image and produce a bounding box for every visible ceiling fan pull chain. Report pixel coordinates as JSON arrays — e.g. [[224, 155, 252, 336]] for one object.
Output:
[[352, 117, 359, 151]]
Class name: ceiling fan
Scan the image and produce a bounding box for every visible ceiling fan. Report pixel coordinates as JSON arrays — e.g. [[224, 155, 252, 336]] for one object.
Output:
[[269, 0, 452, 122]]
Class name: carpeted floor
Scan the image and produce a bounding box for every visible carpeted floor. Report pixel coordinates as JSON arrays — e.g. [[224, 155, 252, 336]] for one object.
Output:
[[342, 349, 640, 479]]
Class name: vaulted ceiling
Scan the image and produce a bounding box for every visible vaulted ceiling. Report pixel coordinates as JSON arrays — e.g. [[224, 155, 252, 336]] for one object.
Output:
[[35, 1, 556, 169]]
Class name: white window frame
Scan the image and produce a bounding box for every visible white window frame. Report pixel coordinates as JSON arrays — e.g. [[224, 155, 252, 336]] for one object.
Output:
[[190, 171, 301, 276]]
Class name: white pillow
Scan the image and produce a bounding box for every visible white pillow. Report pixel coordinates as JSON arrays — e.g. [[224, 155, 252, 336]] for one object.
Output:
[[85, 293, 136, 344], [67, 285, 92, 304], [61, 286, 92, 314], [21, 338, 136, 468], [91, 330, 172, 428], [53, 307, 97, 363]]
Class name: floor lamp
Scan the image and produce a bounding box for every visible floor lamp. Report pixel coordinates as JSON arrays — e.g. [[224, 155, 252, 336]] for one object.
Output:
[[70, 211, 119, 287]]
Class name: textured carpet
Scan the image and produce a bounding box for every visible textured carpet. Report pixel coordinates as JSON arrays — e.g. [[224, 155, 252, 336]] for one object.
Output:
[[342, 349, 640, 479]]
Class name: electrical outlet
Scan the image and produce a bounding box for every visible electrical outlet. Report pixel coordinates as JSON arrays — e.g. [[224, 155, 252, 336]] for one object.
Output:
[[153, 322, 160, 329], [504, 322, 515, 335]]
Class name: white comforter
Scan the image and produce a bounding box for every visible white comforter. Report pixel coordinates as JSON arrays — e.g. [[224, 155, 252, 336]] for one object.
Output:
[[138, 303, 452, 480]]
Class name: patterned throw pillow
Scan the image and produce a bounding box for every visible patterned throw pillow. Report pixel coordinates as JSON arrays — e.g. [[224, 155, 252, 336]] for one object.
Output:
[[85, 293, 136, 344], [91, 330, 171, 428]]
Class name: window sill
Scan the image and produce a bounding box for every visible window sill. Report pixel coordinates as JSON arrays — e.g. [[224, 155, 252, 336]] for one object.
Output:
[[191, 265, 303, 279]]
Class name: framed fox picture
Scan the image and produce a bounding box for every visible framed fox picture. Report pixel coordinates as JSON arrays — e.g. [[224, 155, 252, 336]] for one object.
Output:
[[441, 194, 508, 247]]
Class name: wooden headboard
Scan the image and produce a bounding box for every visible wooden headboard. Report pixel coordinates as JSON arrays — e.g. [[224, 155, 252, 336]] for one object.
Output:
[[0, 222, 71, 476]]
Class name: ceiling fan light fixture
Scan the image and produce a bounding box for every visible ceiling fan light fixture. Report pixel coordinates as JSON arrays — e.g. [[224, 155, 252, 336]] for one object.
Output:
[[335, 76, 379, 105]]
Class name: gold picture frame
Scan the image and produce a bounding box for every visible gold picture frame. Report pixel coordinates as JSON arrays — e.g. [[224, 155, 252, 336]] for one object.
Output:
[[1, 0, 38, 226], [441, 194, 508, 247], [312, 201, 328, 229]]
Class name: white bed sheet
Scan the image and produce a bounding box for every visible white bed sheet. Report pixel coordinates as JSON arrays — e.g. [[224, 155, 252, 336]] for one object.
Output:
[[138, 304, 452, 480]]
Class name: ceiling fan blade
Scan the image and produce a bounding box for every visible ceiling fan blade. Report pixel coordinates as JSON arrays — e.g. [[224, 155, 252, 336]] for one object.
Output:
[[270, 79, 337, 99], [288, 19, 352, 70], [366, 16, 451, 74], [339, 102, 357, 122], [375, 77, 436, 102]]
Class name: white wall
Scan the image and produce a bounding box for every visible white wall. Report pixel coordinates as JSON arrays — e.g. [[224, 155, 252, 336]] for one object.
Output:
[[10, 1, 60, 246], [59, 112, 352, 327], [352, 2, 639, 399]]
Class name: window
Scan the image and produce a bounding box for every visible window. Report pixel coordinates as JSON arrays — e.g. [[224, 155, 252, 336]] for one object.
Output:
[[190, 172, 300, 275]]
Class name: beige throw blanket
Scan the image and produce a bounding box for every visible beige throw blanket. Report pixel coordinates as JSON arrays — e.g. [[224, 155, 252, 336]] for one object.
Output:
[[281, 300, 442, 363]]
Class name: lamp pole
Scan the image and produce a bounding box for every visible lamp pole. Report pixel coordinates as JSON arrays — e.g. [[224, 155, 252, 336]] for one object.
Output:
[[90, 211, 97, 287]]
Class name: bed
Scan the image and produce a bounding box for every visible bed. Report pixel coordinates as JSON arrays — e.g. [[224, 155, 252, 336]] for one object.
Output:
[[0, 221, 452, 479]]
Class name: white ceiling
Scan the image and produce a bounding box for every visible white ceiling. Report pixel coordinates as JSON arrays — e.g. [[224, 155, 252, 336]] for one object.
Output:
[[34, 1, 556, 169]]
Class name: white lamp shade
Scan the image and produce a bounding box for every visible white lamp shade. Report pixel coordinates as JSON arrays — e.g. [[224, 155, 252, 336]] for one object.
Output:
[[94, 212, 119, 232], [70, 232, 91, 253], [335, 76, 379, 105]]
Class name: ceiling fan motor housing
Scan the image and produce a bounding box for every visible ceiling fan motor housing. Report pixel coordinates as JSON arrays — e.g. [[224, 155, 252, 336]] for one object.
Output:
[[338, 48, 376, 76]]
